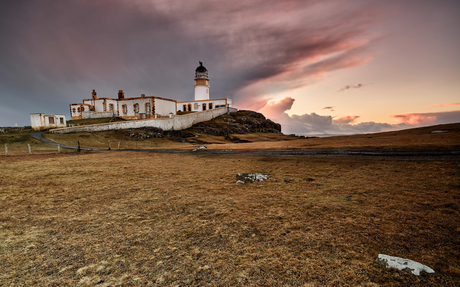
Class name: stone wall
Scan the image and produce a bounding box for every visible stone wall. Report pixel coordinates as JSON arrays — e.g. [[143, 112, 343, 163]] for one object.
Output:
[[82, 111, 117, 119], [50, 107, 237, 134]]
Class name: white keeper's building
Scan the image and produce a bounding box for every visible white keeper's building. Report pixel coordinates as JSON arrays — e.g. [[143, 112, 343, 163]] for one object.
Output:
[[69, 62, 232, 121]]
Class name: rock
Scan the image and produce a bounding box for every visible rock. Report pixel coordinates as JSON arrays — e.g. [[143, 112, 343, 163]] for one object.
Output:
[[236, 180, 245, 184], [431, 130, 447, 134], [284, 178, 290, 183], [192, 145, 207, 151], [376, 254, 435, 275], [236, 173, 270, 183]]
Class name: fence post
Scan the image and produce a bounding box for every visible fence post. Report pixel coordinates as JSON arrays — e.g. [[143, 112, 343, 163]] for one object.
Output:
[[58, 144, 61, 154], [4, 144, 7, 156], [118, 142, 120, 150], [28, 143, 31, 154], [77, 141, 81, 152], [108, 140, 111, 150]]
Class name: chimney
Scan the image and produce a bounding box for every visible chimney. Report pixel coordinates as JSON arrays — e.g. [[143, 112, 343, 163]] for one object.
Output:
[[118, 90, 124, 100], [92, 89, 97, 100], [141, 94, 145, 98]]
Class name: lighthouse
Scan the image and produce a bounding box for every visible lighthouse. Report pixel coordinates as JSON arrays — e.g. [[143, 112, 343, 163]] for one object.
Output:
[[194, 61, 210, 101]]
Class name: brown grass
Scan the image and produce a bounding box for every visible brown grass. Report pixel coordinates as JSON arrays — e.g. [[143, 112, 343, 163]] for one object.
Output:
[[0, 128, 73, 156], [0, 151, 459, 286], [201, 123, 460, 151]]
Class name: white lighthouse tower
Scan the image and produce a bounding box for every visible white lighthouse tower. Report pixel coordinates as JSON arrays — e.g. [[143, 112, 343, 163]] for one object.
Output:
[[194, 61, 210, 101]]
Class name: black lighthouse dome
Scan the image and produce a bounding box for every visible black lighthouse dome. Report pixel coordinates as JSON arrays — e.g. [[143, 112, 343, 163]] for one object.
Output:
[[195, 61, 207, 72], [195, 61, 209, 79]]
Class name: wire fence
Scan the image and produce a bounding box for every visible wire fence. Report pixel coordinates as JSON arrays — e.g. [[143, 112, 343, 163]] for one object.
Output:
[[1, 140, 162, 156]]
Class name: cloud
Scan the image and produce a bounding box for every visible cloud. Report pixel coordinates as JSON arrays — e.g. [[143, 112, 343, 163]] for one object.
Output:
[[0, 0, 385, 126], [254, 96, 393, 134], [323, 106, 334, 111], [391, 111, 460, 126], [391, 114, 437, 125], [255, 97, 460, 135], [259, 97, 296, 120], [337, 83, 368, 92], [429, 103, 460, 108], [334, 115, 360, 124]]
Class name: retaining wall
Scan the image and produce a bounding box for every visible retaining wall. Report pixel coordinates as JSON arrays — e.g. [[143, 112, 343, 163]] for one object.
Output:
[[50, 107, 237, 134], [82, 111, 117, 119]]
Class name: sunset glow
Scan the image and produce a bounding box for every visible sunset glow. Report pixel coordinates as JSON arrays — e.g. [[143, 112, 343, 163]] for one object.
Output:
[[0, 0, 459, 134]]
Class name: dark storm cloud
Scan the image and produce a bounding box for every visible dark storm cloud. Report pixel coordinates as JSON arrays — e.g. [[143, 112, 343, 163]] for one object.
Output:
[[0, 0, 382, 126]]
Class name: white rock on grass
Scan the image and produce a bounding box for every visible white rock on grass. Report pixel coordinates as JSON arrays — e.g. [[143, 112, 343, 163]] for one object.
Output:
[[192, 145, 207, 151], [236, 173, 270, 183], [377, 254, 435, 275]]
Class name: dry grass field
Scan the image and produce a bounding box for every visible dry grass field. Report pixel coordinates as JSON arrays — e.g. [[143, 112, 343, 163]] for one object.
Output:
[[198, 122, 460, 152], [31, 122, 460, 153], [1, 149, 459, 286]]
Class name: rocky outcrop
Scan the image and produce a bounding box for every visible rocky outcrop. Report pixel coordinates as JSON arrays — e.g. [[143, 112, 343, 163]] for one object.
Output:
[[124, 110, 282, 142], [192, 110, 281, 136]]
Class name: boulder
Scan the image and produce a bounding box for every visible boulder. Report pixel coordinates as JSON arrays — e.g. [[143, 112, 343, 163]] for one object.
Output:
[[192, 145, 207, 152], [236, 173, 270, 183], [376, 254, 435, 275]]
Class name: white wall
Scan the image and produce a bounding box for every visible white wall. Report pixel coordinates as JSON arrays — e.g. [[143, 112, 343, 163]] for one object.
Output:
[[82, 112, 117, 119], [50, 107, 236, 134], [31, 114, 66, 130], [154, 98, 176, 116], [118, 98, 151, 117], [194, 85, 209, 101], [178, 98, 231, 112]]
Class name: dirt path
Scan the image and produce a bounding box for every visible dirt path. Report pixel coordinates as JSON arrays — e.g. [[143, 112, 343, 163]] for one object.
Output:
[[31, 132, 460, 158], [30, 132, 106, 151]]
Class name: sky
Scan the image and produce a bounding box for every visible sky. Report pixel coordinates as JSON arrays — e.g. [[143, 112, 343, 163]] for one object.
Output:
[[1, 0, 459, 135]]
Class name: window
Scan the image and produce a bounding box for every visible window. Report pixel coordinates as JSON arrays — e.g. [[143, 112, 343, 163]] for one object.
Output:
[[183, 104, 186, 112], [60, 118, 64, 124], [122, 105, 127, 114], [209, 103, 213, 109], [49, 117, 55, 124], [134, 103, 139, 113], [202, 103, 207, 111], [109, 104, 114, 111], [77, 107, 80, 113], [145, 103, 150, 113], [188, 104, 192, 111], [72, 108, 76, 113], [194, 103, 199, 110]]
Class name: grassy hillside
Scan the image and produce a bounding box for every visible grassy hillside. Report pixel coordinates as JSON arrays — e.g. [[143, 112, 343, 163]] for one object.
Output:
[[1, 120, 459, 154]]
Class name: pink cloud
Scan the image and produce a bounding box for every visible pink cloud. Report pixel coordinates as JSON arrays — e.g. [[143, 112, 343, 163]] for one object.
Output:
[[391, 114, 437, 125], [334, 115, 360, 124], [259, 97, 295, 120], [429, 103, 460, 108]]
